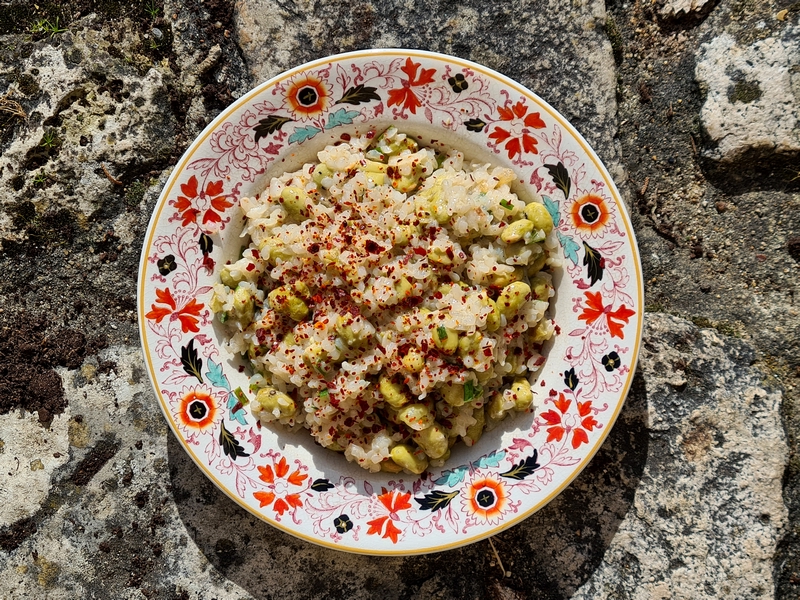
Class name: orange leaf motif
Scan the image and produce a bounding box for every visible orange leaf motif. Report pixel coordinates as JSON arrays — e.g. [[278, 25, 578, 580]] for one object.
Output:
[[254, 491, 275, 508], [572, 428, 589, 449]]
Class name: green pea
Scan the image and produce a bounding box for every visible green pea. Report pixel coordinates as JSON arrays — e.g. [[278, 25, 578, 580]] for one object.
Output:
[[501, 218, 535, 244], [255, 387, 296, 419], [463, 406, 485, 447], [497, 281, 532, 316], [523, 202, 554, 235], [432, 324, 459, 355], [397, 403, 434, 431], [510, 378, 534, 411], [379, 375, 410, 408], [390, 444, 428, 474], [413, 423, 449, 459]]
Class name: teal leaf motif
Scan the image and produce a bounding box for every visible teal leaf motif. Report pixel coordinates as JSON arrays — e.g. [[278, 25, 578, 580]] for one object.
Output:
[[288, 125, 322, 144], [205, 359, 230, 391], [325, 108, 360, 130], [542, 195, 561, 227], [475, 450, 505, 469], [226, 392, 247, 426], [434, 465, 469, 487], [558, 231, 581, 265]]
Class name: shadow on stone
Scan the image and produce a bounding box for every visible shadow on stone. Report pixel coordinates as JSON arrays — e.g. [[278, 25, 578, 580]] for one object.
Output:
[[167, 372, 648, 599], [700, 149, 800, 195]]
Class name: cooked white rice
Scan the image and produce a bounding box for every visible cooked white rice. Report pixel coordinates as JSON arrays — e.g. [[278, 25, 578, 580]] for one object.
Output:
[[210, 128, 560, 473]]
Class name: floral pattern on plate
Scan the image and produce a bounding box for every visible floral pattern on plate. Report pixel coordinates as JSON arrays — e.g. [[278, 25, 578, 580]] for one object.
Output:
[[139, 49, 643, 554]]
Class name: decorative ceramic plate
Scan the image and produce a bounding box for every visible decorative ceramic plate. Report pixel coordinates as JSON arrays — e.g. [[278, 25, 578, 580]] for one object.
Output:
[[138, 49, 643, 555]]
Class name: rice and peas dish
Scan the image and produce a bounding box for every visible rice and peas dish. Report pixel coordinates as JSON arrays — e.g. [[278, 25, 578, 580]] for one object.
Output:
[[210, 127, 560, 474]]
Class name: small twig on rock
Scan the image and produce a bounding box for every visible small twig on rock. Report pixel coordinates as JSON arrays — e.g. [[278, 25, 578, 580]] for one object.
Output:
[[101, 163, 123, 186], [488, 537, 510, 578], [640, 176, 650, 197], [0, 94, 27, 119], [689, 134, 697, 156]]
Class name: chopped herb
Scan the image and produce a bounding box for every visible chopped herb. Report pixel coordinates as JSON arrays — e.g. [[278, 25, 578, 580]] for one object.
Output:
[[437, 325, 448, 340], [233, 387, 250, 406], [464, 381, 481, 403], [319, 388, 330, 399], [525, 229, 547, 244], [218, 312, 229, 324], [500, 199, 513, 210], [249, 383, 260, 393]]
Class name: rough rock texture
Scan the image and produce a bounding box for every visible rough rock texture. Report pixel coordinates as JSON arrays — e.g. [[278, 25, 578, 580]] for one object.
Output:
[[695, 26, 800, 163], [573, 314, 786, 599], [0, 0, 798, 597]]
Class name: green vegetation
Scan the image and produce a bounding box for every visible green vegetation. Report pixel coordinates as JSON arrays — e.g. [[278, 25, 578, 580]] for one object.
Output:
[[144, 0, 160, 19], [40, 129, 58, 150], [30, 16, 66, 37]]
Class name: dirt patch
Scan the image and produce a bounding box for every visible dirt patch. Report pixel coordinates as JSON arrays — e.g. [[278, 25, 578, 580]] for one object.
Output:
[[0, 311, 107, 425]]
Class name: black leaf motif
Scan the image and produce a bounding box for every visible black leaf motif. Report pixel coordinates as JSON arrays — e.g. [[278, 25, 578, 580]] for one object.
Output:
[[564, 367, 579, 391], [311, 478, 335, 492], [500, 450, 540, 480], [253, 115, 294, 143], [583, 242, 604, 286], [199, 233, 213, 255], [335, 84, 381, 105], [414, 490, 459, 512], [464, 118, 486, 132], [544, 162, 571, 199], [219, 421, 250, 460], [180, 339, 203, 383]]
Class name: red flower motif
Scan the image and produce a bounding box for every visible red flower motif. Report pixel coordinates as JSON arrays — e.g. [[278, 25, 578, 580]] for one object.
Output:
[[366, 489, 412, 544], [577, 291, 636, 339], [144, 287, 204, 333], [488, 101, 547, 160], [540, 393, 598, 449], [387, 58, 437, 115], [253, 456, 308, 516], [173, 175, 234, 228]]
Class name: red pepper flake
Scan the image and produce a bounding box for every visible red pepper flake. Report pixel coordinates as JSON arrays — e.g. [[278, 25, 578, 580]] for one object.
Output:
[[445, 248, 454, 260], [549, 389, 557, 397], [483, 347, 493, 357], [308, 243, 320, 253], [340, 133, 352, 141], [245, 263, 256, 271], [433, 291, 443, 300], [238, 365, 245, 372], [540, 380, 546, 387], [365, 240, 384, 253], [412, 247, 427, 256], [554, 325, 562, 334], [534, 356, 545, 366]]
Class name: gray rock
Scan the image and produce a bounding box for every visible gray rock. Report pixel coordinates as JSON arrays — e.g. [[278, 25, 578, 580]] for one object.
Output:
[[0, 22, 179, 245], [574, 313, 787, 600], [657, 0, 715, 20], [695, 25, 800, 164]]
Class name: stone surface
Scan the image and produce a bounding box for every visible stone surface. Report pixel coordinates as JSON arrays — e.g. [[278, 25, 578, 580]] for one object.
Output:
[[574, 314, 786, 599], [695, 25, 800, 164], [0, 0, 798, 597]]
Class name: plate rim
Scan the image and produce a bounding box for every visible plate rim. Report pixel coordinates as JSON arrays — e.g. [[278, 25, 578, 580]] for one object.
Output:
[[137, 47, 645, 555]]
